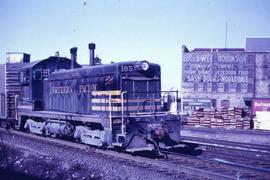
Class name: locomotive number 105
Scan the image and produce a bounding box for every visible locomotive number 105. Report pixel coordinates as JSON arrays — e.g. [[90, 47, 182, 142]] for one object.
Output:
[[120, 65, 134, 72]]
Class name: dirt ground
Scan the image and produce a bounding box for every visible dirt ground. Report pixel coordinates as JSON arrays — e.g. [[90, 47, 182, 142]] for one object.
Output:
[[0, 145, 102, 180]]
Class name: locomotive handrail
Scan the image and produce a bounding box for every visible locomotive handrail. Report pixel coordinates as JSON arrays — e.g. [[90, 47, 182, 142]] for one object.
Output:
[[104, 90, 179, 119], [15, 95, 19, 120], [17, 98, 32, 104], [123, 90, 179, 115], [108, 93, 112, 133], [162, 92, 171, 111], [142, 99, 157, 113], [121, 91, 127, 134], [107, 93, 124, 134]]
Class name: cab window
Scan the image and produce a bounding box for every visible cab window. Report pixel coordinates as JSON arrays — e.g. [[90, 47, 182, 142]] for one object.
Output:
[[20, 70, 30, 84], [33, 68, 42, 80]]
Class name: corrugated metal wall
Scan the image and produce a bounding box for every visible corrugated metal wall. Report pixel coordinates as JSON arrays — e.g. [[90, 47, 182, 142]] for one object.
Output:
[[5, 63, 22, 119], [0, 64, 5, 118]]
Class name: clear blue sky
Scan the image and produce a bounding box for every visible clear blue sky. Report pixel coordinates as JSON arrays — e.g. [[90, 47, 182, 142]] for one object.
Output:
[[0, 0, 269, 90]]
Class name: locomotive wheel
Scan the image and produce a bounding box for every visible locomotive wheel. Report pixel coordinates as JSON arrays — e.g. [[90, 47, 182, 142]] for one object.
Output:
[[24, 122, 30, 133], [43, 128, 51, 137], [114, 146, 125, 153], [0, 121, 8, 129], [98, 144, 108, 150]]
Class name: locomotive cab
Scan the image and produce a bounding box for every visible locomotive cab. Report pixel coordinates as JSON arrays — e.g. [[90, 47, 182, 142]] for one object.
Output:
[[17, 56, 81, 129]]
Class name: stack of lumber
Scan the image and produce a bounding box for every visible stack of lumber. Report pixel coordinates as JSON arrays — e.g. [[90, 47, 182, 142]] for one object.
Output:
[[186, 107, 251, 129]]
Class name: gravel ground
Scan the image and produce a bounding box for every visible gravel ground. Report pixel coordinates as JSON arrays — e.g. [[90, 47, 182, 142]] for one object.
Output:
[[0, 130, 191, 180]]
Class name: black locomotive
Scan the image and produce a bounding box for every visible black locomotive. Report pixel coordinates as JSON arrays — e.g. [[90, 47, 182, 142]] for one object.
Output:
[[3, 43, 181, 153]]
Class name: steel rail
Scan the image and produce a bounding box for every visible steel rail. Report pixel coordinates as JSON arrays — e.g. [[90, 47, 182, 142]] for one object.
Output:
[[181, 136, 270, 154], [161, 149, 270, 175]]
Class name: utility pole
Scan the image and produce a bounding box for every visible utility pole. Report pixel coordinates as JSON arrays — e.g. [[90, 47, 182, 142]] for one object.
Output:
[[225, 22, 228, 48]]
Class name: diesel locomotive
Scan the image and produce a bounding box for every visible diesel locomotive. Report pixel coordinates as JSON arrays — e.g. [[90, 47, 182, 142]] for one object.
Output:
[[3, 43, 181, 153]]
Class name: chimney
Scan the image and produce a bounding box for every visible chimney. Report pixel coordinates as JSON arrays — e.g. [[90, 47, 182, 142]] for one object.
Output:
[[70, 47, 78, 69], [55, 51, 60, 57], [88, 43, 96, 66]]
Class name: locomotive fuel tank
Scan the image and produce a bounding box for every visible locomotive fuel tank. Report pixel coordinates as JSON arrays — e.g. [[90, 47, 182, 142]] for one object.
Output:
[[45, 121, 74, 136]]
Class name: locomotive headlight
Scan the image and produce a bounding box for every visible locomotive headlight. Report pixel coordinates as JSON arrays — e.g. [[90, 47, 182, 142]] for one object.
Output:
[[141, 61, 149, 71]]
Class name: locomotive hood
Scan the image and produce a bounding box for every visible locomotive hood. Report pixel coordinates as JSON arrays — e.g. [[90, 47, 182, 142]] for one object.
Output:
[[47, 61, 160, 81]]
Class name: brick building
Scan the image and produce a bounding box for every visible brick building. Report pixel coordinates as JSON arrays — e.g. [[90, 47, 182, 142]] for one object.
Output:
[[181, 38, 270, 113]]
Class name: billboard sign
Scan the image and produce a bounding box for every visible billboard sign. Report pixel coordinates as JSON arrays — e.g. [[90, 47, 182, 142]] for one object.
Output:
[[252, 99, 270, 114]]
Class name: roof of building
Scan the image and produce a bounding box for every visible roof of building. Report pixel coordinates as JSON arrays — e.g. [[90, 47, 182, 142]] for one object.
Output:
[[182, 45, 245, 53], [246, 37, 270, 52], [192, 48, 245, 52]]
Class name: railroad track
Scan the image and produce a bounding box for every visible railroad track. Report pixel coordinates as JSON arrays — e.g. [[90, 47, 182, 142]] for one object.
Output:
[[162, 149, 270, 179], [1, 128, 270, 179], [181, 136, 270, 154], [200, 147, 270, 170]]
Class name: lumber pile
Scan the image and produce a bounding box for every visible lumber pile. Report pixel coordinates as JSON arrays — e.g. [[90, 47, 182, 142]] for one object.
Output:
[[186, 107, 251, 129]]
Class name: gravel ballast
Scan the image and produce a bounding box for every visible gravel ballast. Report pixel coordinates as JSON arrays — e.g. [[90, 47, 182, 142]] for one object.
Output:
[[0, 130, 191, 179]]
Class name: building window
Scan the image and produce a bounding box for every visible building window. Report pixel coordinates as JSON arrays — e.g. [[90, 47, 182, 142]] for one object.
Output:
[[212, 83, 217, 92], [248, 83, 253, 93], [248, 69, 254, 78], [221, 100, 230, 108], [194, 83, 198, 91], [236, 83, 241, 92], [203, 83, 208, 92], [224, 83, 229, 92]]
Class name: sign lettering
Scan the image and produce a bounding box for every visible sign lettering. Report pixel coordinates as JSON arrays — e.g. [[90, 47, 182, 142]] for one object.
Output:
[[50, 84, 97, 94], [183, 53, 250, 83]]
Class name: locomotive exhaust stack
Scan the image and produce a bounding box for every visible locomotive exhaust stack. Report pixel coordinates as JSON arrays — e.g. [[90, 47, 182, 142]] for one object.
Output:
[[70, 47, 78, 69], [88, 43, 96, 66]]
